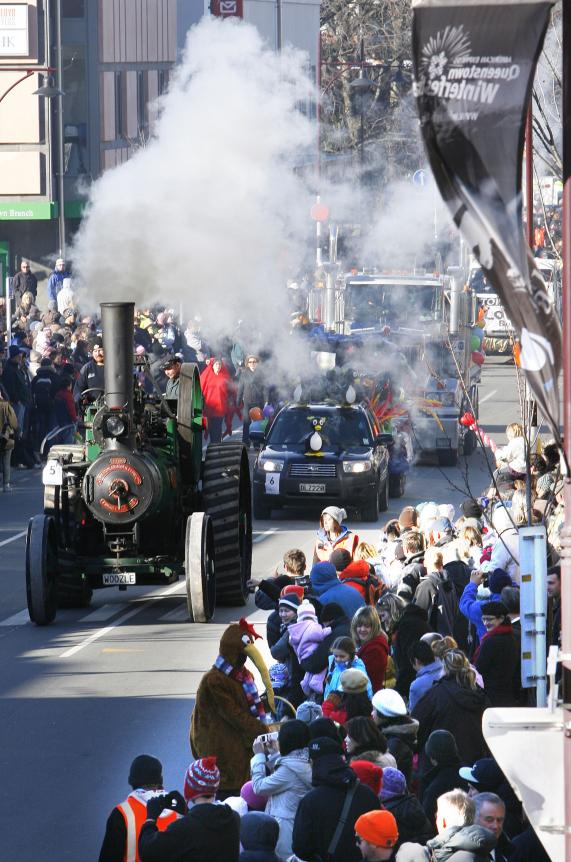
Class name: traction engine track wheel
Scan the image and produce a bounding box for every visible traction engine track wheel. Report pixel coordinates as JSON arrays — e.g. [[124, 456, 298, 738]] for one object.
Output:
[[202, 442, 252, 606]]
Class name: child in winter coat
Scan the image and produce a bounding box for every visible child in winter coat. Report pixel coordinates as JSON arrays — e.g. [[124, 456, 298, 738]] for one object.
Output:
[[323, 636, 373, 699], [288, 600, 332, 698]]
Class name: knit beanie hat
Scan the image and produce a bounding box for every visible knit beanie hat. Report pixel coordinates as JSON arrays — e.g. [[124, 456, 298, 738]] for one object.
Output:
[[340, 668, 370, 694], [184, 757, 220, 801], [308, 717, 342, 742], [296, 701, 323, 723], [281, 584, 305, 601], [355, 810, 399, 849], [461, 498, 483, 519], [321, 506, 347, 524], [240, 780, 267, 811], [128, 754, 163, 789], [480, 600, 509, 619], [268, 662, 290, 689], [398, 506, 418, 529], [278, 719, 310, 756], [425, 729, 460, 764], [308, 736, 343, 760], [379, 767, 407, 800], [297, 599, 318, 621], [371, 689, 407, 718], [489, 569, 512, 594], [330, 548, 352, 572], [351, 760, 383, 796], [278, 593, 300, 612]]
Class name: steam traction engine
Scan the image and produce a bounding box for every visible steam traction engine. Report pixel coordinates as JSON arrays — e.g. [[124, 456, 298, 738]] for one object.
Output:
[[26, 302, 252, 625]]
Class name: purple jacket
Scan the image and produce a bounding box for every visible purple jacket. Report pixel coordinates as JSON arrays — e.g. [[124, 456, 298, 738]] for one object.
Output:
[[289, 618, 331, 696]]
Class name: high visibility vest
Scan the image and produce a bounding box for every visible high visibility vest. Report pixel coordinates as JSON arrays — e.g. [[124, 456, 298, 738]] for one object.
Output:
[[117, 791, 179, 862], [314, 530, 359, 562]]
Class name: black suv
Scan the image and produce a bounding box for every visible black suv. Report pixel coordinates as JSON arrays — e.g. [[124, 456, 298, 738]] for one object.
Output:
[[251, 403, 391, 521]]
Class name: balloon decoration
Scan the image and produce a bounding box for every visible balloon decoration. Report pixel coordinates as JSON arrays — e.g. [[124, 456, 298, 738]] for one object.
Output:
[[249, 407, 264, 421], [477, 306, 487, 324], [470, 335, 481, 351], [460, 412, 497, 453], [471, 351, 485, 366], [262, 403, 275, 419]]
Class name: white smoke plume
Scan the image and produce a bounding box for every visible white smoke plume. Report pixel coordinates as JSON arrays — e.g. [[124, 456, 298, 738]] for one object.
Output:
[[72, 17, 315, 339]]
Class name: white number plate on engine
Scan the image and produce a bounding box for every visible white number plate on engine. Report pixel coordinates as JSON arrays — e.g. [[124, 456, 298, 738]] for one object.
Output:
[[299, 483, 326, 493], [103, 572, 136, 586], [42, 460, 63, 486]]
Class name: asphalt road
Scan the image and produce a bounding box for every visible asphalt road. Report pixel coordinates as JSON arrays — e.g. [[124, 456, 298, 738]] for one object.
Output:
[[0, 355, 528, 861]]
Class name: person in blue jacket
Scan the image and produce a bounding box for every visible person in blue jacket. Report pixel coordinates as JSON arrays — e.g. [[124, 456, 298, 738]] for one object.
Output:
[[459, 568, 513, 641], [309, 561, 365, 620]]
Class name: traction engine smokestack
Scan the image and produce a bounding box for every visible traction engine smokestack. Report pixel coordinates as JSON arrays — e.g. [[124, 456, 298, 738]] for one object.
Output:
[[101, 301, 135, 417]]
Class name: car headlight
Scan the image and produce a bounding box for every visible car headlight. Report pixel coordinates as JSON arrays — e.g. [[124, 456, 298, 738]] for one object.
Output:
[[342, 461, 372, 473], [261, 460, 284, 472], [105, 415, 126, 437]]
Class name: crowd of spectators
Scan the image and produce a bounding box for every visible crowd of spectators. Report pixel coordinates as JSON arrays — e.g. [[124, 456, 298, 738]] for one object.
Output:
[[99, 454, 562, 861], [0, 258, 263, 488]]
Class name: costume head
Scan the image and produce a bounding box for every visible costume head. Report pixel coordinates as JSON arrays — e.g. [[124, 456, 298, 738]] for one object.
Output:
[[219, 618, 275, 713]]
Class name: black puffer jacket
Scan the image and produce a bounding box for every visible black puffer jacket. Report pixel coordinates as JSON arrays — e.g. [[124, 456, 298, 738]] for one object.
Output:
[[393, 604, 430, 697], [420, 762, 468, 829], [292, 754, 380, 862], [382, 792, 433, 847], [412, 678, 489, 768]]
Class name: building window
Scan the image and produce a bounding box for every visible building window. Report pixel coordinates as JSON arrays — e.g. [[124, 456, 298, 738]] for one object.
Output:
[[62, 0, 85, 17], [115, 71, 125, 140], [137, 70, 148, 135], [158, 69, 169, 97]]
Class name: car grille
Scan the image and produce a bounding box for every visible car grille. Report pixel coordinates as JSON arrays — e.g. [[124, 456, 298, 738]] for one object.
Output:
[[289, 463, 337, 478]]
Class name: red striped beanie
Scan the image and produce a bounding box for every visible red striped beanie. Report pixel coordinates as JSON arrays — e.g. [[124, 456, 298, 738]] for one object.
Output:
[[184, 757, 220, 801]]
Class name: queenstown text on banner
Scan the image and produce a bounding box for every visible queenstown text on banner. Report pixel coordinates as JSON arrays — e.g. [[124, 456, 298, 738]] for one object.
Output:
[[412, 0, 561, 443]]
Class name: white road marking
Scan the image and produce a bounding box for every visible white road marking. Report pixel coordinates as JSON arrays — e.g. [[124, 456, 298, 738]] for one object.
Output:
[[79, 604, 120, 622], [0, 529, 27, 548], [59, 579, 187, 657], [253, 528, 277, 544], [0, 609, 30, 627], [60, 604, 146, 658], [478, 389, 497, 405]]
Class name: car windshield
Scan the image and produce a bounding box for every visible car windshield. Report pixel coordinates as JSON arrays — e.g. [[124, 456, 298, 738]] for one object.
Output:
[[267, 408, 373, 447], [346, 282, 440, 327]]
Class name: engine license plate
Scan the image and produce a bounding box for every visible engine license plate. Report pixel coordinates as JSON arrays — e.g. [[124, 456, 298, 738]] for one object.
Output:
[[102, 572, 136, 586], [299, 483, 326, 493]]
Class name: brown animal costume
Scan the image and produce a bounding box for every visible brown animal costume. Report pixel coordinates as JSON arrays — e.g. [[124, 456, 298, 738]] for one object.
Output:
[[190, 618, 276, 793]]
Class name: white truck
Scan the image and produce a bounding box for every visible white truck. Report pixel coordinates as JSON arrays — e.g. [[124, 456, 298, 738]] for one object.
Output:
[[312, 268, 480, 466]]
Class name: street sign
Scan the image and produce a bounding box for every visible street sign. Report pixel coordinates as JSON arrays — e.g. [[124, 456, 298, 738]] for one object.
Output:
[[310, 202, 329, 222], [412, 169, 427, 187]]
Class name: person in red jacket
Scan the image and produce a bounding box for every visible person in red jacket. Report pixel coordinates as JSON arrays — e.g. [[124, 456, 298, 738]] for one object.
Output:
[[351, 606, 389, 694], [200, 357, 236, 443]]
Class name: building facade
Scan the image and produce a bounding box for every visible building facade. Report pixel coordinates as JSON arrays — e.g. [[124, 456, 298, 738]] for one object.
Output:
[[0, 0, 319, 276]]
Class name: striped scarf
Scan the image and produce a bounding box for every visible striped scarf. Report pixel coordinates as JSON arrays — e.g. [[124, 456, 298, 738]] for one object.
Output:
[[214, 655, 269, 721]]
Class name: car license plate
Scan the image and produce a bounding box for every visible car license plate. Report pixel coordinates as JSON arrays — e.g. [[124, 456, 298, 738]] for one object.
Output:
[[299, 483, 326, 493], [102, 572, 136, 586]]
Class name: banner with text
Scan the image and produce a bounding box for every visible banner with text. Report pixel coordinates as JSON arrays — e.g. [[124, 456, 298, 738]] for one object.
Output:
[[412, 0, 561, 442], [210, 0, 243, 18]]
